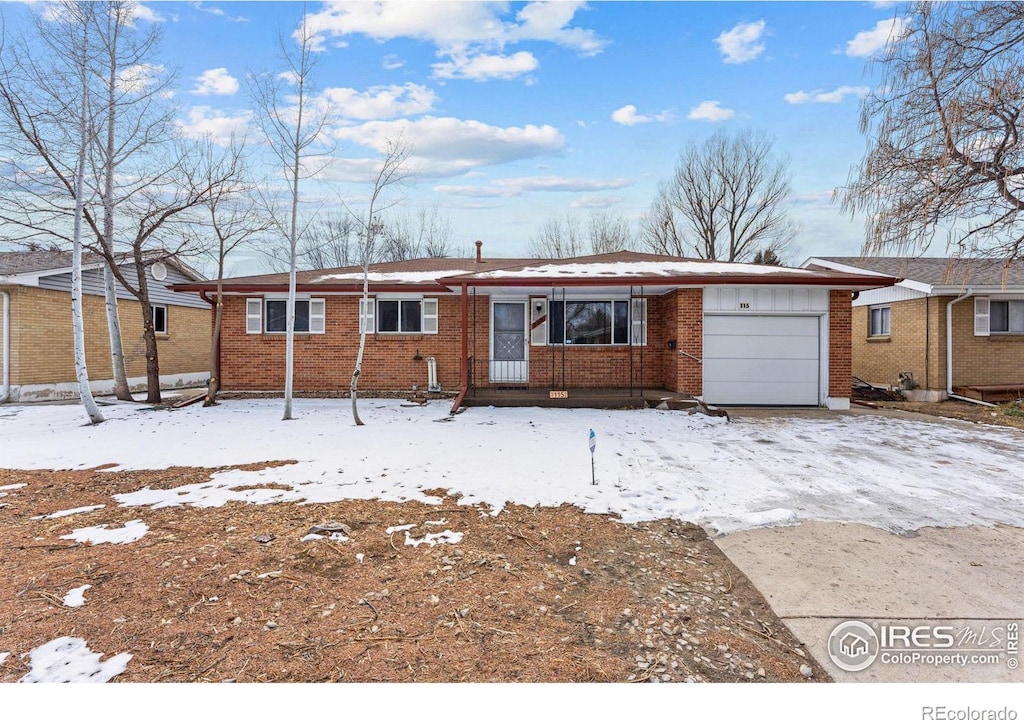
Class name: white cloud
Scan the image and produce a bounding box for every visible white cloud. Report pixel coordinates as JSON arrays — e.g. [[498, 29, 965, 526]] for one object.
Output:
[[323, 83, 436, 120], [116, 64, 165, 93], [303, 0, 606, 55], [131, 3, 163, 23], [687, 101, 735, 122], [191, 2, 249, 22], [845, 17, 907, 57], [382, 54, 405, 70], [715, 20, 767, 64], [190, 68, 240, 96], [330, 116, 565, 178], [784, 85, 869, 104], [177, 106, 250, 145], [433, 51, 539, 81], [435, 176, 631, 198], [570, 195, 622, 210], [610, 104, 673, 126]]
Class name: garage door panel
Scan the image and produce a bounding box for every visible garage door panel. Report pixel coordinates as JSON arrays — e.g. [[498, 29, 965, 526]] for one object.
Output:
[[703, 314, 821, 406], [704, 335, 819, 360], [705, 314, 820, 337], [704, 358, 819, 384]]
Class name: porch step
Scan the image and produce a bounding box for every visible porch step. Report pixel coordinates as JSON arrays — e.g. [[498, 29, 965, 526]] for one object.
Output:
[[464, 393, 646, 409]]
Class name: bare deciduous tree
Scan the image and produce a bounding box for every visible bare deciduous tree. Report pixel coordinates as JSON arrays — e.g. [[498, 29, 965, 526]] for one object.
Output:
[[529, 210, 636, 258], [248, 14, 333, 421], [641, 129, 796, 262], [350, 137, 411, 426], [378, 207, 454, 262], [840, 2, 1024, 260]]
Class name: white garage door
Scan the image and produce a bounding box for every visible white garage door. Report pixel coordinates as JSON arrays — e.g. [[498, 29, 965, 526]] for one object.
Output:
[[703, 315, 820, 406]]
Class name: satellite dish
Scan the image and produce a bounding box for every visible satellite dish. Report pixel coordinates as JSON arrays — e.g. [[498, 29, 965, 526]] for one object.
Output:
[[150, 262, 168, 281]]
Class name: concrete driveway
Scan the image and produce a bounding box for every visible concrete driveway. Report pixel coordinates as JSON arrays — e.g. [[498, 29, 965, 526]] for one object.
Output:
[[715, 510, 1024, 682]]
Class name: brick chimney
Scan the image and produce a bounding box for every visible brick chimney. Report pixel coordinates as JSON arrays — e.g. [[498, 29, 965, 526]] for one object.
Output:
[[475, 240, 483, 263]]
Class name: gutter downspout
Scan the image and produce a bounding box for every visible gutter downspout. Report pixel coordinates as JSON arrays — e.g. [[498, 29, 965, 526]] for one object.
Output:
[[1, 290, 9, 403], [450, 283, 470, 414], [945, 290, 995, 406]]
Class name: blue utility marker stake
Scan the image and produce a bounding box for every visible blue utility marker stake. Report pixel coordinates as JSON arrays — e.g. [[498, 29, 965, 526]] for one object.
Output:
[[588, 428, 597, 485]]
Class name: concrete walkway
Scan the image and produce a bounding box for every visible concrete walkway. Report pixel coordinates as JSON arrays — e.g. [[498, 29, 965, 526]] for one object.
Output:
[[715, 521, 1024, 682]]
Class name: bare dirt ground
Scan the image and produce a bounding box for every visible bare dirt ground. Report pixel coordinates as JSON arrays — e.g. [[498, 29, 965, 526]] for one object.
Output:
[[875, 398, 1024, 432], [0, 464, 823, 684]]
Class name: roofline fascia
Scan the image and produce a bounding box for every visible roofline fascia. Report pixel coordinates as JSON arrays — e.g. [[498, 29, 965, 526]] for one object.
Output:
[[439, 275, 896, 289], [169, 282, 459, 295], [931, 284, 1024, 295]]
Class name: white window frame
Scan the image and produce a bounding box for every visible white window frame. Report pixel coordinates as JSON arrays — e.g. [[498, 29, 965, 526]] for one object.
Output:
[[989, 298, 1024, 334], [868, 305, 891, 337], [375, 296, 438, 335], [547, 297, 647, 347], [261, 297, 326, 335], [246, 298, 262, 334], [151, 304, 167, 334]]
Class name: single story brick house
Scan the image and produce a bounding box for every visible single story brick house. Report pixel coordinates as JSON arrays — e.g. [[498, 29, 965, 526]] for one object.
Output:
[[803, 256, 1024, 402], [0, 250, 211, 402], [173, 249, 894, 409]]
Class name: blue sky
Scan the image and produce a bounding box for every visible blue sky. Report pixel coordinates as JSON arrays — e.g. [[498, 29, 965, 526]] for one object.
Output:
[[3, 1, 910, 269]]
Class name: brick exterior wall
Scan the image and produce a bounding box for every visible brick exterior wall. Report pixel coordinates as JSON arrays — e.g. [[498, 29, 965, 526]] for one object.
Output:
[[673, 289, 704, 396], [852, 295, 1024, 390], [1, 284, 209, 387], [829, 290, 852, 398]]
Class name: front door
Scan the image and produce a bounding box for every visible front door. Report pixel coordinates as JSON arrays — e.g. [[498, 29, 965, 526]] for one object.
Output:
[[490, 301, 528, 383]]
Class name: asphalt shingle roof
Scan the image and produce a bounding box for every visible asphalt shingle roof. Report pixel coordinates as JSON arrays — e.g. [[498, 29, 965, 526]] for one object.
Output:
[[810, 256, 1024, 288]]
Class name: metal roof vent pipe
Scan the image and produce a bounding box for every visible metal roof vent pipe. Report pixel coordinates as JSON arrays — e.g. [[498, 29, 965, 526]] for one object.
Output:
[[475, 240, 483, 263]]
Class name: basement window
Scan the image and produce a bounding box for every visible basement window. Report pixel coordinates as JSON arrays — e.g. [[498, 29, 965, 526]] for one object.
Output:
[[869, 305, 890, 337]]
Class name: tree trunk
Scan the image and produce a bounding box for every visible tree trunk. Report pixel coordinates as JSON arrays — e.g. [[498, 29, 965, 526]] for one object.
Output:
[[350, 277, 368, 426], [205, 248, 225, 407], [103, 264, 131, 400]]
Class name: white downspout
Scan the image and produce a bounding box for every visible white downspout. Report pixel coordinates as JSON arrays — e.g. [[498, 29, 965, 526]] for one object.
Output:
[[945, 290, 996, 406], [1, 290, 10, 403]]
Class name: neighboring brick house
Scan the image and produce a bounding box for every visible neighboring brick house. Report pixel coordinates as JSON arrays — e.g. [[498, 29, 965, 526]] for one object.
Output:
[[0, 250, 211, 402], [173, 250, 892, 409], [803, 257, 1024, 402]]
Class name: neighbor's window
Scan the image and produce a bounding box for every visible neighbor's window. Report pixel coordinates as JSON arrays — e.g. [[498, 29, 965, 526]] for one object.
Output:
[[990, 300, 1024, 334], [548, 300, 642, 345], [151, 304, 167, 334], [376, 298, 438, 334], [262, 298, 326, 334], [869, 306, 891, 337]]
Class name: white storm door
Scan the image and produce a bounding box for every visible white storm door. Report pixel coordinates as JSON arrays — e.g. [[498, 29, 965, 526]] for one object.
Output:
[[490, 301, 529, 383]]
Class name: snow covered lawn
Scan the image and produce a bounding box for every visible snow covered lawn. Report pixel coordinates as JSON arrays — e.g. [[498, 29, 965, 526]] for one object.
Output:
[[1, 399, 1021, 535]]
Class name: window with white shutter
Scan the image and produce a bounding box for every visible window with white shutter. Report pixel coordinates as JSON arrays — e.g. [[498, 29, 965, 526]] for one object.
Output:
[[974, 297, 990, 337], [631, 298, 648, 346], [359, 297, 375, 334], [309, 298, 326, 334], [246, 298, 262, 334], [422, 298, 438, 334]]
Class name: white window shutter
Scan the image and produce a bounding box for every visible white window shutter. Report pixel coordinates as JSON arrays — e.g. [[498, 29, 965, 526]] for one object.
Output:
[[974, 297, 990, 337], [422, 298, 438, 334], [359, 297, 375, 334], [309, 298, 326, 333], [246, 298, 262, 334], [530, 298, 547, 346], [631, 298, 648, 346]]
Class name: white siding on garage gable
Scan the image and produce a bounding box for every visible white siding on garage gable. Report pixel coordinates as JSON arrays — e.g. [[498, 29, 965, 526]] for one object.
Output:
[[37, 265, 208, 309], [704, 286, 828, 313]]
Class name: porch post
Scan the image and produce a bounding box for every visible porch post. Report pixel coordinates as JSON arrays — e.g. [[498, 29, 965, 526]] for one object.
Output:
[[461, 283, 469, 393]]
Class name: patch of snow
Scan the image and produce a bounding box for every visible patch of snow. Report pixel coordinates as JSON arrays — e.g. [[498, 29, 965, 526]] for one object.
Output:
[[386, 523, 417, 534], [18, 637, 131, 683], [404, 529, 463, 547], [60, 520, 148, 545], [356, 553, 364, 563], [62, 585, 92, 608], [32, 504, 105, 520], [313, 271, 448, 284], [300, 532, 347, 543], [0, 651, 9, 664], [469, 261, 816, 279], [1, 400, 1023, 535], [0, 483, 27, 491]]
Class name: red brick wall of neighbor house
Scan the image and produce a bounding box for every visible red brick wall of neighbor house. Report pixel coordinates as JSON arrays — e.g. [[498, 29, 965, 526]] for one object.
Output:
[[674, 289, 704, 396], [829, 290, 853, 398], [219, 294, 486, 392]]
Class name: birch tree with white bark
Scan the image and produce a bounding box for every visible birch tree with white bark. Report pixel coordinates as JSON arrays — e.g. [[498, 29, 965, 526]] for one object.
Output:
[[248, 16, 332, 421]]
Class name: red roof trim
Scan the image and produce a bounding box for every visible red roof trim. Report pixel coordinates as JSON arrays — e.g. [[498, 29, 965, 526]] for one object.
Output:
[[438, 274, 896, 289]]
